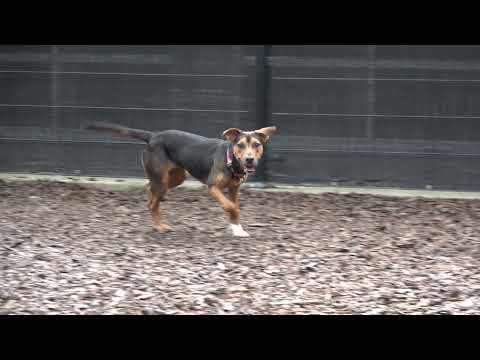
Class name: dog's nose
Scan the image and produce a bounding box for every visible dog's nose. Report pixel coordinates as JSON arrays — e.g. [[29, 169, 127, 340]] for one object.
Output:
[[245, 157, 254, 164]]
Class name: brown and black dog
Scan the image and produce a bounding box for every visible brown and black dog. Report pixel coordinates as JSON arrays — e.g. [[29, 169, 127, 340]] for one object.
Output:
[[87, 122, 277, 237]]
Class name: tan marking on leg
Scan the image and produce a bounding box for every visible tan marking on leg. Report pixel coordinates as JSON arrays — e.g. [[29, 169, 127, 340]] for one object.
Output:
[[213, 173, 229, 187], [168, 168, 186, 189], [227, 185, 249, 236], [157, 162, 175, 200], [228, 185, 241, 224], [150, 196, 172, 232], [146, 182, 154, 209], [149, 175, 172, 233], [208, 185, 239, 224]]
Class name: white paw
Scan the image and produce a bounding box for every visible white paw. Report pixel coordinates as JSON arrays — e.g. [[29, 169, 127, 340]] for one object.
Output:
[[230, 224, 250, 237]]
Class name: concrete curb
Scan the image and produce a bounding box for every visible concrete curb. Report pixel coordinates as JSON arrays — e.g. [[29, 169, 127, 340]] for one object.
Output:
[[2, 172, 480, 200]]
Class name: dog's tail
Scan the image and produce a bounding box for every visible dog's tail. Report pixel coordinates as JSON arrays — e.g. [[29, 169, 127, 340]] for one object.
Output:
[[86, 121, 153, 143]]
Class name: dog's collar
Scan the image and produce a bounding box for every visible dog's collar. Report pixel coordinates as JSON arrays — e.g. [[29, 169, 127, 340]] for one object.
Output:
[[226, 147, 247, 182]]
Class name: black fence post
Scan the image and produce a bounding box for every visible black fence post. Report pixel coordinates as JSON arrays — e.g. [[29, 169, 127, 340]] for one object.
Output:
[[255, 45, 272, 184], [366, 45, 375, 140], [50, 45, 59, 131]]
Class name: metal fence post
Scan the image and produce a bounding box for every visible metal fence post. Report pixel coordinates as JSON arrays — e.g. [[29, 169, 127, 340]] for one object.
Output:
[[255, 45, 272, 183], [50, 45, 59, 131]]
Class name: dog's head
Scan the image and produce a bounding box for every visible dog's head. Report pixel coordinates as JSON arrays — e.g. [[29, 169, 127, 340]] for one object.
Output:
[[222, 126, 277, 174]]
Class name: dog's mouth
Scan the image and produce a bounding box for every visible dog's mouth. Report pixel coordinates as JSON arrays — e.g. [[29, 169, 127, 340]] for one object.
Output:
[[245, 164, 256, 173]]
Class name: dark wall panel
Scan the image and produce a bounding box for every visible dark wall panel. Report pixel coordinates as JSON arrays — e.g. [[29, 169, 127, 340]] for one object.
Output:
[[3, 45, 480, 191], [267, 148, 480, 191], [375, 45, 480, 62], [270, 115, 366, 138], [267, 151, 429, 188], [375, 81, 480, 117], [0, 108, 255, 141], [270, 45, 370, 78], [0, 140, 145, 177], [266, 45, 480, 190], [55, 45, 256, 74], [429, 155, 480, 190], [0, 107, 51, 128], [0, 45, 52, 71], [0, 73, 52, 104], [0, 45, 260, 179], [374, 116, 480, 142], [271, 79, 369, 114], [54, 73, 253, 111]]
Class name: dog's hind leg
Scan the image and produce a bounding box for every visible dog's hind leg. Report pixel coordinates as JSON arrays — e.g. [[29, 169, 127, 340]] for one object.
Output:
[[149, 181, 171, 233], [143, 148, 173, 233], [146, 181, 153, 208], [168, 167, 186, 189]]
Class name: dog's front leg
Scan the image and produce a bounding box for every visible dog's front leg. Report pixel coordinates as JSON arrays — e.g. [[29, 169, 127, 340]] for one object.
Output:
[[208, 185, 249, 237], [227, 185, 250, 237]]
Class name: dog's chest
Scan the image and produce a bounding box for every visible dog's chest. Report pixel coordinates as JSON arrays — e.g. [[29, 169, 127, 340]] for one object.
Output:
[[229, 172, 248, 186]]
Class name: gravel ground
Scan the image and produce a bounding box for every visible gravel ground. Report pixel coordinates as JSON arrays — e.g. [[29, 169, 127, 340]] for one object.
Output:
[[1, 179, 480, 315]]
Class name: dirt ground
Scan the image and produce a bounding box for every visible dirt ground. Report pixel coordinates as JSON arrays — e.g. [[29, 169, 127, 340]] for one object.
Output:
[[1, 179, 480, 315]]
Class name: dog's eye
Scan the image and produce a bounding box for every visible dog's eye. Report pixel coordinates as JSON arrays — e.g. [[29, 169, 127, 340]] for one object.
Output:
[[253, 142, 262, 148], [237, 143, 246, 149]]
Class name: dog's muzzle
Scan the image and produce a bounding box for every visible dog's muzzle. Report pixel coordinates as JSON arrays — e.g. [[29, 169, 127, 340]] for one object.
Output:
[[245, 158, 257, 173]]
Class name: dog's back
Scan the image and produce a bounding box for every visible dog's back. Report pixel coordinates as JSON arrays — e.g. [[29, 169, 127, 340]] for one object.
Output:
[[149, 130, 227, 182]]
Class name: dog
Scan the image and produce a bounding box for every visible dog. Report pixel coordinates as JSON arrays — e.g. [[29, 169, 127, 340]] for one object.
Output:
[[86, 122, 277, 237]]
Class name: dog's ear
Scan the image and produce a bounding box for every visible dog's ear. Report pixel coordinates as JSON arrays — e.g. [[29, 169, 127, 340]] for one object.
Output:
[[223, 128, 242, 142], [254, 126, 277, 143]]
